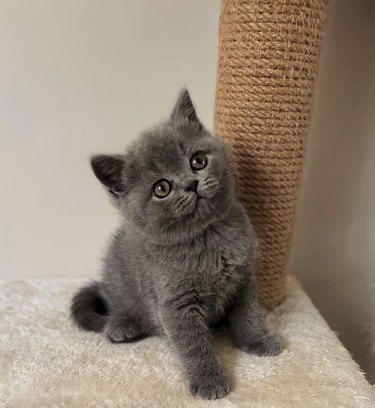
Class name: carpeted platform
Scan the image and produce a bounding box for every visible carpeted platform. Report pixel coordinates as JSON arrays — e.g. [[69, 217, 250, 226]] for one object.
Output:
[[1, 278, 373, 407]]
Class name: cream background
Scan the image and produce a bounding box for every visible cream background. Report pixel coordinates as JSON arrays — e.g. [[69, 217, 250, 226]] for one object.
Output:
[[0, 0, 374, 382], [0, 0, 220, 280]]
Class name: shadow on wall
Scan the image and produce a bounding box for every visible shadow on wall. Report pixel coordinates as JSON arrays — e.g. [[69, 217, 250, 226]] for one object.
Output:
[[291, 0, 375, 383]]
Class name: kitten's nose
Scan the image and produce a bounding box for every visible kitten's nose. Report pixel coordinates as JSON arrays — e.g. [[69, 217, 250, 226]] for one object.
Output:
[[185, 179, 199, 193]]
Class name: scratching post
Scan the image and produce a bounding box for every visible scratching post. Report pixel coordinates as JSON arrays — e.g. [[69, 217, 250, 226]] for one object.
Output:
[[214, 0, 328, 308]]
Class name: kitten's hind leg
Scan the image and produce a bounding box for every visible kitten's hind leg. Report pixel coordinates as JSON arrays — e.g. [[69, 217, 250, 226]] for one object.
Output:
[[104, 312, 150, 343]]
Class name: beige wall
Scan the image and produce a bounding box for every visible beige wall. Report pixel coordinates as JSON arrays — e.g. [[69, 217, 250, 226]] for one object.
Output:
[[0, 0, 220, 280], [291, 0, 375, 383], [1, 0, 374, 382]]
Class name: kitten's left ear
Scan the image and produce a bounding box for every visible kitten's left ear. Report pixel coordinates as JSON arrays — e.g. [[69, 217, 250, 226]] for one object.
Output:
[[171, 88, 202, 128]]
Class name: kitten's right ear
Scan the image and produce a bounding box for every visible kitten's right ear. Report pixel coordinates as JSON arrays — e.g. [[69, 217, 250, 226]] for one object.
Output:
[[170, 88, 201, 126], [91, 154, 126, 199]]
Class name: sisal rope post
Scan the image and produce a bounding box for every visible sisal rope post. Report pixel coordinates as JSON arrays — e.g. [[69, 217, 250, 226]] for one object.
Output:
[[214, 0, 328, 308]]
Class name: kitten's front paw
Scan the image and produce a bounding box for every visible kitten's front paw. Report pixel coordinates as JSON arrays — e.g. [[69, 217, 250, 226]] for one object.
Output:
[[189, 370, 230, 400], [241, 334, 283, 357], [105, 318, 141, 343]]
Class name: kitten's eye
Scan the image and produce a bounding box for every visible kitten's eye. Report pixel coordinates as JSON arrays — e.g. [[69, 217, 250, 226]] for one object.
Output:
[[190, 152, 207, 171], [153, 179, 171, 198]]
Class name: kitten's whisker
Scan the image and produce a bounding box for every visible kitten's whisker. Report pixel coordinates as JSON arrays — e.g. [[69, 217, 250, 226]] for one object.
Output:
[[175, 201, 192, 215], [174, 196, 191, 213], [174, 196, 185, 206], [201, 179, 219, 189]]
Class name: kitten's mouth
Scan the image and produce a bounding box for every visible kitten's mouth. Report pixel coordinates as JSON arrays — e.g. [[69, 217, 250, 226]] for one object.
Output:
[[193, 194, 209, 212], [196, 192, 210, 202], [195, 193, 206, 202]]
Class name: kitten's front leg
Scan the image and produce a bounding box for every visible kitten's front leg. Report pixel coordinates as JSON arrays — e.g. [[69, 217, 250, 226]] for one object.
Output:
[[160, 301, 229, 400], [228, 274, 283, 357]]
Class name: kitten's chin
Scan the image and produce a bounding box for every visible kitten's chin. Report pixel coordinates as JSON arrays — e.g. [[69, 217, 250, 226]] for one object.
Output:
[[184, 198, 216, 226]]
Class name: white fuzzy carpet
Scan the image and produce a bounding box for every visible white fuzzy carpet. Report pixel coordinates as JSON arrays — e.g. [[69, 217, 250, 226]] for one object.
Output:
[[1, 278, 373, 408]]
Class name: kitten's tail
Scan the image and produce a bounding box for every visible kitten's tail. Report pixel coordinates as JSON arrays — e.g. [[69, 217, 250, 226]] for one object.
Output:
[[70, 281, 108, 332]]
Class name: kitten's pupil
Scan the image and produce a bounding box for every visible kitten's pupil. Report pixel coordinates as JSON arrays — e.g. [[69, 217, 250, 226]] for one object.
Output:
[[190, 153, 207, 170], [154, 179, 171, 198]]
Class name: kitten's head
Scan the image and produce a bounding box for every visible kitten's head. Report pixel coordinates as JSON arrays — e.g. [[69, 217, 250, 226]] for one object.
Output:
[[91, 89, 235, 244]]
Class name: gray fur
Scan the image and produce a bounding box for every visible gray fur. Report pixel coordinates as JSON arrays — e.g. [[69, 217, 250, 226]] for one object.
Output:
[[71, 89, 282, 400]]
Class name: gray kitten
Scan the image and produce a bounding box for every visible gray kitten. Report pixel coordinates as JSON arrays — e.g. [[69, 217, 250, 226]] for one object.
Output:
[[71, 89, 282, 400]]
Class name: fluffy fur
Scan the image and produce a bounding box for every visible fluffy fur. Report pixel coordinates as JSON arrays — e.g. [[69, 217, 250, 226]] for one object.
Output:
[[71, 89, 282, 400]]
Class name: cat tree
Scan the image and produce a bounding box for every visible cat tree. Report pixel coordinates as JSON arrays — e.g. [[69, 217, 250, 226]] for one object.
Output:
[[214, 0, 328, 308], [1, 1, 373, 406]]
